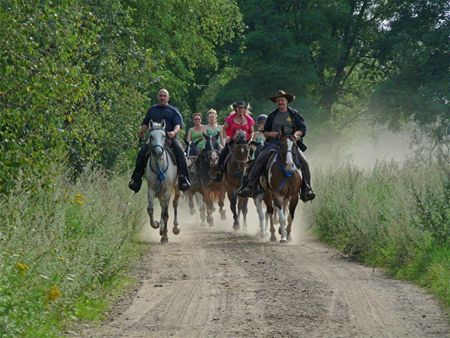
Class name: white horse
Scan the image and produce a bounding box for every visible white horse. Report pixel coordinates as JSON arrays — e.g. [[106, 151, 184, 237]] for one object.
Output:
[[145, 120, 179, 244]]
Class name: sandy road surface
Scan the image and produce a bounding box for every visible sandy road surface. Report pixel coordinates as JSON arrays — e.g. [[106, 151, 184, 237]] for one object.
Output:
[[78, 211, 449, 338]]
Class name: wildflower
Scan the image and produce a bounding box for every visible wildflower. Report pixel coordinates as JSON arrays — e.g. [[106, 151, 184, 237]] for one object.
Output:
[[16, 262, 29, 274], [73, 193, 86, 206], [48, 285, 61, 301]]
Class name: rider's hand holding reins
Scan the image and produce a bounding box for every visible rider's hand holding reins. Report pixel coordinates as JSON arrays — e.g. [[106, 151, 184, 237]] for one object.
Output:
[[138, 125, 148, 138]]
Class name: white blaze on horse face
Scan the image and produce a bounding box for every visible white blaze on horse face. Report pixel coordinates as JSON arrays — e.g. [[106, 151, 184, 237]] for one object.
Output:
[[150, 128, 165, 158], [286, 138, 294, 171]]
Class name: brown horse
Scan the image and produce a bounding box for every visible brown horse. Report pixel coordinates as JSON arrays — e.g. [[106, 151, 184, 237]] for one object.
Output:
[[258, 131, 302, 242], [198, 134, 226, 226], [223, 131, 250, 230], [188, 134, 226, 226]]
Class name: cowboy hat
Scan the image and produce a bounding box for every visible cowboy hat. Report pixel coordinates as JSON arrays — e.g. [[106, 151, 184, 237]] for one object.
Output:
[[270, 90, 295, 103]]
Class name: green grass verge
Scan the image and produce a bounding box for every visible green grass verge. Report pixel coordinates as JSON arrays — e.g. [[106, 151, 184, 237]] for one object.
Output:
[[312, 157, 450, 309], [0, 169, 147, 337]]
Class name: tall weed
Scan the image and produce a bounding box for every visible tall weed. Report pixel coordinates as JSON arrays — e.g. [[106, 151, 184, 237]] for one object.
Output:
[[0, 169, 146, 337], [312, 157, 450, 307]]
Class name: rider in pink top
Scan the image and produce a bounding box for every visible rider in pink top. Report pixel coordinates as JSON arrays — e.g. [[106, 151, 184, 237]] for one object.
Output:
[[224, 111, 255, 141], [213, 100, 255, 181]]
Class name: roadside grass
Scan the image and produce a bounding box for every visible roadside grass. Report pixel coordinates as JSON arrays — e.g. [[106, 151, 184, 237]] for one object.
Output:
[[312, 156, 450, 309], [0, 168, 147, 337]]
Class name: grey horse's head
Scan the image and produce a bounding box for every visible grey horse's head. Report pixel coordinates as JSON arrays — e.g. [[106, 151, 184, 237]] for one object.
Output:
[[148, 120, 166, 158]]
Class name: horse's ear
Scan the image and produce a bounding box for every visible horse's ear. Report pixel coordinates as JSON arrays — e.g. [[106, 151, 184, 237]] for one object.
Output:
[[161, 119, 166, 130], [203, 132, 209, 140], [149, 120, 153, 129]]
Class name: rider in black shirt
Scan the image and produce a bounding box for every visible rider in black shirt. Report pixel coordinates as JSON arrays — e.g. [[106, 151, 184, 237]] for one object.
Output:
[[128, 89, 191, 193]]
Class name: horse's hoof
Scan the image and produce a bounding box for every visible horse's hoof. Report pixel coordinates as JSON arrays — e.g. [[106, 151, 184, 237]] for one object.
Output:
[[220, 214, 226, 221], [287, 234, 292, 241], [270, 235, 277, 242], [233, 224, 240, 231], [173, 226, 180, 235], [280, 238, 287, 244], [161, 236, 169, 244], [189, 209, 195, 215], [151, 221, 160, 229]]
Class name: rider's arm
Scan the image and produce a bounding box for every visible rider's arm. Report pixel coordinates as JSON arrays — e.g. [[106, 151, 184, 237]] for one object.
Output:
[[249, 126, 255, 141], [138, 124, 148, 138], [167, 124, 181, 139], [222, 122, 231, 143], [264, 131, 279, 139], [186, 128, 192, 142]]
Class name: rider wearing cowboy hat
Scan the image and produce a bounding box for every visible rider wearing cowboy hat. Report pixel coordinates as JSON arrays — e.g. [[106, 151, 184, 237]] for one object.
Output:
[[238, 90, 315, 201]]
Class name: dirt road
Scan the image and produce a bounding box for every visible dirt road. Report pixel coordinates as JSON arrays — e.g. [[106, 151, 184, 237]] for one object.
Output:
[[80, 215, 449, 338]]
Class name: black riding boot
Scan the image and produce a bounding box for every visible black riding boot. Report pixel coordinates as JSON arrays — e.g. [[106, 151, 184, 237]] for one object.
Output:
[[171, 138, 191, 191], [128, 143, 150, 193], [238, 150, 271, 197], [213, 144, 230, 182], [296, 150, 315, 202]]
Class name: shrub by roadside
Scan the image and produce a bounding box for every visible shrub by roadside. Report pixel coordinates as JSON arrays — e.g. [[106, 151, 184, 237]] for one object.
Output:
[[312, 156, 450, 308], [0, 169, 147, 337]]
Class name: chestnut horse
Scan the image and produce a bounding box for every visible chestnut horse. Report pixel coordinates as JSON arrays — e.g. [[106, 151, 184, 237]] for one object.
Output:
[[258, 131, 302, 242]]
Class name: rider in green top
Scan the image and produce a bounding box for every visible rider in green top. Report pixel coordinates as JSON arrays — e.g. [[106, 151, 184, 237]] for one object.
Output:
[[204, 109, 223, 148], [187, 113, 205, 150]]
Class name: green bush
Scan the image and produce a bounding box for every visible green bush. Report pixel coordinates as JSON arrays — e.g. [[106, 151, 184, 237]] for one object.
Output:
[[312, 156, 450, 307], [0, 168, 147, 337]]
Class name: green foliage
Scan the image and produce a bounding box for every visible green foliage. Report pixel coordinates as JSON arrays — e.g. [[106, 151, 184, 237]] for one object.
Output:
[[0, 168, 147, 337], [0, 0, 243, 194], [312, 156, 450, 307], [203, 0, 449, 139]]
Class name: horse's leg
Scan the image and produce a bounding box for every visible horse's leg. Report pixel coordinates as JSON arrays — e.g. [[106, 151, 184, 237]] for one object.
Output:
[[219, 188, 226, 220], [147, 189, 159, 229], [264, 194, 276, 242], [160, 192, 170, 244], [254, 195, 266, 238], [197, 193, 206, 226], [173, 188, 180, 235], [275, 197, 287, 243], [188, 191, 196, 215], [287, 194, 299, 242], [228, 189, 239, 230], [242, 197, 248, 228], [203, 189, 214, 227]]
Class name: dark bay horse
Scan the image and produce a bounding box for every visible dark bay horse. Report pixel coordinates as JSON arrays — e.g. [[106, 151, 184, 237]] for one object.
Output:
[[184, 139, 205, 218], [223, 131, 250, 230], [258, 131, 302, 242]]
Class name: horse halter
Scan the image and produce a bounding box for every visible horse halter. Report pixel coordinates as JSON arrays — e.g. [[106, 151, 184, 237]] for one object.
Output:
[[149, 126, 166, 159]]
